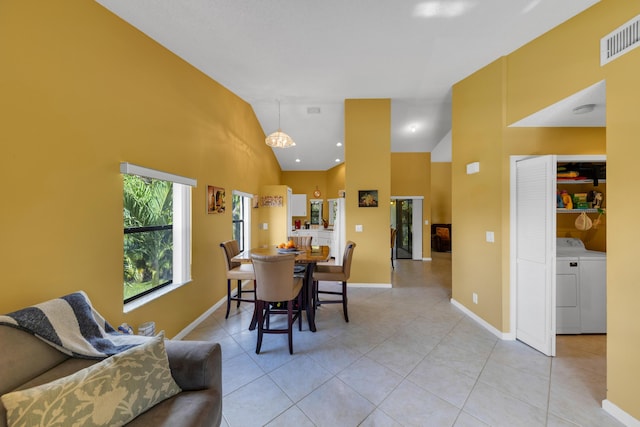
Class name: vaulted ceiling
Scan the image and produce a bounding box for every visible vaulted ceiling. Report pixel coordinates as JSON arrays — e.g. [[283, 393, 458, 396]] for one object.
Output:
[[96, 0, 602, 170]]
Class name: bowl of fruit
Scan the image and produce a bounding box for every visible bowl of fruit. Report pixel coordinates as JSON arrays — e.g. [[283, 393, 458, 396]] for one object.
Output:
[[277, 240, 298, 253]]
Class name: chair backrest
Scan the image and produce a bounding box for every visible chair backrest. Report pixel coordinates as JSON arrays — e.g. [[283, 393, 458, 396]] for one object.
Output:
[[220, 240, 241, 271], [342, 241, 356, 279], [251, 253, 298, 302], [288, 235, 312, 247], [390, 228, 397, 249]]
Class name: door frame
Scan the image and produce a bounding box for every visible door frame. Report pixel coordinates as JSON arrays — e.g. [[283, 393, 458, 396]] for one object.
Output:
[[509, 154, 606, 352], [391, 196, 423, 261]]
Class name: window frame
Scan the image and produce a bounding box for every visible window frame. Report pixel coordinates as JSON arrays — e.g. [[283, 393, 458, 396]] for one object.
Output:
[[232, 190, 253, 253], [120, 163, 196, 312]]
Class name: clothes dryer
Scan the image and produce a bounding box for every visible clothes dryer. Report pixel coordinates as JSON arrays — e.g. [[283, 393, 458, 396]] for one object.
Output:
[[556, 238, 606, 334]]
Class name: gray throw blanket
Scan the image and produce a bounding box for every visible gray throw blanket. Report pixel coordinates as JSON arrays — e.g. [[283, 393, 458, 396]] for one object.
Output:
[[0, 291, 151, 359]]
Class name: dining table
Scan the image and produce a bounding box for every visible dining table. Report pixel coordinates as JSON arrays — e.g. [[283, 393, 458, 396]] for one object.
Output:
[[231, 245, 330, 332]]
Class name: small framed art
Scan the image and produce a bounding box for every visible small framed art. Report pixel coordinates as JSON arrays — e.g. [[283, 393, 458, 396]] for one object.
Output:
[[207, 185, 225, 214], [358, 190, 378, 207]]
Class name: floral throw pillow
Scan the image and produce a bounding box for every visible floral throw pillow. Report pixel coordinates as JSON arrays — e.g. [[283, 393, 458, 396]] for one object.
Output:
[[1, 334, 181, 427]]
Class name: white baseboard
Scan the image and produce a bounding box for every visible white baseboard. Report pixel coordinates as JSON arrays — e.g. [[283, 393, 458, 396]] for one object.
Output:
[[173, 281, 250, 340], [348, 282, 392, 288], [422, 257, 432, 261], [450, 298, 515, 340], [602, 399, 640, 426], [173, 298, 225, 340]]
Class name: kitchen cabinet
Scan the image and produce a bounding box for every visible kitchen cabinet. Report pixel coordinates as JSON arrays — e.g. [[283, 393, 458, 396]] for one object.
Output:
[[291, 194, 307, 217]]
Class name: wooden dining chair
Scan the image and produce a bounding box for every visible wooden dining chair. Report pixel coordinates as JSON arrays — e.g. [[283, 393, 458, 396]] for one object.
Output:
[[220, 240, 256, 319], [313, 241, 356, 322], [288, 235, 312, 247], [251, 253, 304, 354], [288, 235, 312, 276]]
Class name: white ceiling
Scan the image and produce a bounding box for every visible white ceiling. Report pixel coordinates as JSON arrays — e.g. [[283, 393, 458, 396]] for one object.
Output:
[[96, 0, 601, 170]]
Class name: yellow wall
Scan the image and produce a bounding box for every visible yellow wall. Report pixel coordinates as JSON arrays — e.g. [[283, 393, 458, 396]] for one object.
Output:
[[258, 185, 290, 246], [603, 11, 640, 415], [452, 58, 507, 328], [453, 0, 640, 419], [0, 0, 281, 337], [326, 163, 346, 200], [345, 99, 391, 284], [431, 163, 452, 224], [391, 153, 432, 259]]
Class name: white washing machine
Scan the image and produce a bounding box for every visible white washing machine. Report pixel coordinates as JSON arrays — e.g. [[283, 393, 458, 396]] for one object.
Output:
[[556, 238, 606, 334]]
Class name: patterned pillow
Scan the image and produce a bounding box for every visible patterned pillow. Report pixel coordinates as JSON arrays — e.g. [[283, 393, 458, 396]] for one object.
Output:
[[1, 334, 181, 427]]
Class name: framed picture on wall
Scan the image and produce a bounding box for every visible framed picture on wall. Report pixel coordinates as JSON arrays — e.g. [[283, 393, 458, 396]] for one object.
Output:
[[207, 185, 225, 214], [358, 190, 378, 207]]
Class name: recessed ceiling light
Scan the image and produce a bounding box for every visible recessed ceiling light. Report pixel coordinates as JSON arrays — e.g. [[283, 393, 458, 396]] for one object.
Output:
[[414, 1, 472, 18], [336, 142, 343, 147], [410, 126, 417, 133], [335, 158, 340, 162], [295, 158, 301, 163]]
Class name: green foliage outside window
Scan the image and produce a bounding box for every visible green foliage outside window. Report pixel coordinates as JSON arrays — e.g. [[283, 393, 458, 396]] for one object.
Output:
[[123, 175, 173, 301]]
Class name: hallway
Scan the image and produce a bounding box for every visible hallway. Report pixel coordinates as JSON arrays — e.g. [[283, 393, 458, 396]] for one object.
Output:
[[186, 253, 619, 426]]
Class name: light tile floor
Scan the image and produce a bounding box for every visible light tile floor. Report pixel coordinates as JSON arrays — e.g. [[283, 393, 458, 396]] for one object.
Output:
[[185, 253, 622, 427]]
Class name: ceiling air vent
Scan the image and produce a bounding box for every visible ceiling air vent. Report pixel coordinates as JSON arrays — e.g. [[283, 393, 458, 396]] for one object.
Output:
[[601, 15, 640, 66]]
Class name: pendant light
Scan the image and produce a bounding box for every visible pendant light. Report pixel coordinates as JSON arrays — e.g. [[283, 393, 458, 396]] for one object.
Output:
[[265, 100, 296, 148]]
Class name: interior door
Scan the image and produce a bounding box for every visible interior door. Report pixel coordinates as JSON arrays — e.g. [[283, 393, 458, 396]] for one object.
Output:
[[515, 155, 556, 356], [395, 200, 412, 259]]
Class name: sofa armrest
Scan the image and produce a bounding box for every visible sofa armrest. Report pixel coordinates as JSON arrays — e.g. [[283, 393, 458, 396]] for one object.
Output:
[[164, 340, 221, 392]]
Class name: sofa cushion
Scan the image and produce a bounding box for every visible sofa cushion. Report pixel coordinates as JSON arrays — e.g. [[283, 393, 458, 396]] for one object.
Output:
[[1, 334, 181, 427]]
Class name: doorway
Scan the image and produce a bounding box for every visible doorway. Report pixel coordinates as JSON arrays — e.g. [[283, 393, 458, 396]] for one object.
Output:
[[390, 196, 423, 261], [510, 154, 607, 357], [394, 199, 412, 259]]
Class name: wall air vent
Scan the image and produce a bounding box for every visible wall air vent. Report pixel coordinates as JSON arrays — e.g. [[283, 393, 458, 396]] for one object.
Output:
[[601, 15, 640, 66]]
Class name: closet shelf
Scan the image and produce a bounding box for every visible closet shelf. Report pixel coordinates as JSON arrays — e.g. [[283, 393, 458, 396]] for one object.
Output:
[[557, 208, 600, 214], [557, 179, 606, 184]]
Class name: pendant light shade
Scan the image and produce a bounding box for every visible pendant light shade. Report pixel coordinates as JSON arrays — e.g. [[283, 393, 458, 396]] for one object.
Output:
[[265, 101, 295, 148]]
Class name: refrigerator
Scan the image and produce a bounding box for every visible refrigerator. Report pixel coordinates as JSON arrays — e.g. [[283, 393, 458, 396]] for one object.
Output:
[[328, 198, 346, 264]]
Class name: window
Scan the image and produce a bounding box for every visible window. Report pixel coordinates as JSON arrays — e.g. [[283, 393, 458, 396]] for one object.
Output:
[[232, 191, 252, 252], [121, 163, 196, 306]]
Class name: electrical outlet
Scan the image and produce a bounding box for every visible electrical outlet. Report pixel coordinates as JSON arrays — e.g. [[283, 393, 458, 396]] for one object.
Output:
[[473, 293, 478, 304]]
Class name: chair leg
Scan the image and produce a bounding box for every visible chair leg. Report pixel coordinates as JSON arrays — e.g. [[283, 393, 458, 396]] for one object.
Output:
[[255, 301, 264, 354], [391, 248, 394, 269], [236, 279, 242, 308], [225, 279, 232, 318], [342, 281, 349, 322], [298, 292, 303, 331], [287, 302, 294, 354]]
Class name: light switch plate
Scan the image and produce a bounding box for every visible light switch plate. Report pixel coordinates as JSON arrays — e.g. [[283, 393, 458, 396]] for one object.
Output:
[[466, 162, 480, 175], [355, 224, 363, 232], [486, 231, 494, 243]]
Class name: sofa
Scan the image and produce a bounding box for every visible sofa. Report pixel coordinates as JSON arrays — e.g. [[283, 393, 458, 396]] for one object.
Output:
[[0, 325, 222, 426]]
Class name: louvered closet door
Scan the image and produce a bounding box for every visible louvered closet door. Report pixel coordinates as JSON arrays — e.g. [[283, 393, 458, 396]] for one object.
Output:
[[515, 156, 556, 356]]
